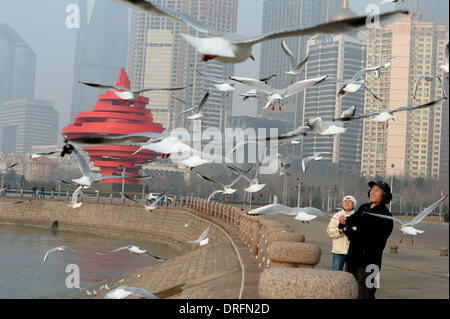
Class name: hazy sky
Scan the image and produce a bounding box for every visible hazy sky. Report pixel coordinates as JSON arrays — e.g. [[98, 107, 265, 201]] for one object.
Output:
[[0, 0, 424, 129]]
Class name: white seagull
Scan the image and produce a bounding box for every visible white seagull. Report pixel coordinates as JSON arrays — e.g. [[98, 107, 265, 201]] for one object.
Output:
[[79, 81, 190, 101], [247, 204, 331, 224], [96, 245, 165, 260], [115, 0, 408, 64], [230, 75, 328, 111], [281, 40, 309, 83], [171, 91, 210, 120], [104, 286, 159, 299], [68, 185, 83, 209], [365, 194, 448, 245], [302, 152, 332, 173], [196, 171, 244, 202], [43, 246, 77, 262], [347, 97, 447, 129], [121, 192, 164, 212], [59, 144, 151, 188], [26, 151, 57, 160], [379, 0, 405, 4], [178, 224, 211, 246], [192, 67, 235, 96], [413, 74, 444, 100]]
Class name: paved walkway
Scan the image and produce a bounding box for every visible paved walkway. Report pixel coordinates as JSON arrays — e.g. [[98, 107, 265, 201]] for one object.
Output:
[[267, 214, 449, 299]]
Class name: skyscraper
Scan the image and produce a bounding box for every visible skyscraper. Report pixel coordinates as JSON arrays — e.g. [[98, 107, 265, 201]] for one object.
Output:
[[257, 0, 341, 126], [0, 23, 36, 102], [128, 0, 238, 133], [0, 98, 59, 154], [360, 13, 448, 179], [70, 0, 129, 121], [302, 32, 366, 176]]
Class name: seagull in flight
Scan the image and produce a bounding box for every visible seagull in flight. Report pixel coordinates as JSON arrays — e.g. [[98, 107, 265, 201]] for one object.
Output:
[[115, 0, 408, 64], [365, 194, 448, 245], [441, 41, 449, 74], [79, 81, 191, 101], [96, 245, 165, 260], [231, 75, 328, 111], [344, 97, 447, 129], [68, 185, 83, 209], [178, 224, 211, 246], [192, 67, 235, 96], [104, 286, 159, 299], [171, 91, 210, 121], [247, 204, 331, 224], [413, 74, 444, 100], [26, 151, 57, 160], [121, 192, 164, 212], [281, 40, 309, 83], [302, 152, 332, 173], [43, 246, 77, 262], [59, 143, 152, 188], [196, 171, 244, 202]]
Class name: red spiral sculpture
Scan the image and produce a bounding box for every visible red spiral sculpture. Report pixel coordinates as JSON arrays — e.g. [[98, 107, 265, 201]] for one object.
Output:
[[62, 68, 164, 184]]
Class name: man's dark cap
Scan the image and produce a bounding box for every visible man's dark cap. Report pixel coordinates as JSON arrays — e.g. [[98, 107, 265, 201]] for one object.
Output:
[[368, 180, 392, 204]]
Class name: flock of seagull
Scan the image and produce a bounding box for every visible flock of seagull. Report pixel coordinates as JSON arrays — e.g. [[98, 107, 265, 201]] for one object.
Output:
[[1, 0, 449, 298]]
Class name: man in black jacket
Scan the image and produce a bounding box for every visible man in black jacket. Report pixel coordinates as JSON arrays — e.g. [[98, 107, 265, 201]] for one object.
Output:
[[338, 180, 393, 299]]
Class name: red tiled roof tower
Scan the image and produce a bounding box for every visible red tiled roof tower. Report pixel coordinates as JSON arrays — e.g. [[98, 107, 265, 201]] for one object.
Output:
[[63, 68, 164, 184]]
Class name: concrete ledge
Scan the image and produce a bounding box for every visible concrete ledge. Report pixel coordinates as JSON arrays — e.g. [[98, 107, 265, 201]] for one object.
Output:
[[259, 268, 358, 299], [268, 241, 321, 268]]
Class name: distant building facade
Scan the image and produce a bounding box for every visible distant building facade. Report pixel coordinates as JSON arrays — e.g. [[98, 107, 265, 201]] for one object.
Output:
[[0, 23, 36, 102], [0, 98, 59, 155]]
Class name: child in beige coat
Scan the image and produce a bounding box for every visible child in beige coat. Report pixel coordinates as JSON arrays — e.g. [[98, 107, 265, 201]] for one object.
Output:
[[327, 195, 357, 271]]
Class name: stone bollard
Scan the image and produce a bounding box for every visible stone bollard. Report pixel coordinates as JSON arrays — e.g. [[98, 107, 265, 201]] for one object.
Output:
[[268, 241, 321, 269], [110, 194, 113, 203], [440, 247, 448, 256], [20, 188, 23, 198], [51, 190, 55, 199], [259, 268, 358, 299], [96, 192, 100, 203], [390, 245, 398, 254], [66, 191, 69, 201]]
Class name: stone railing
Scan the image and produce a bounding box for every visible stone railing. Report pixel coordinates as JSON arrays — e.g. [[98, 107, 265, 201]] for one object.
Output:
[[0, 191, 358, 298], [164, 196, 358, 299]]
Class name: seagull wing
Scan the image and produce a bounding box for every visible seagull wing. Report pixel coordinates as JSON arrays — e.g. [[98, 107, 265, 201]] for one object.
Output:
[[284, 75, 328, 98], [78, 81, 117, 90], [196, 172, 226, 188], [408, 194, 448, 226], [390, 97, 446, 113], [293, 52, 310, 72], [207, 190, 223, 202], [121, 192, 146, 208], [361, 84, 383, 103], [299, 207, 331, 217], [193, 68, 226, 84], [96, 246, 131, 255], [236, 10, 409, 46], [302, 157, 313, 172], [196, 224, 212, 241], [122, 286, 159, 299], [72, 146, 92, 177], [364, 212, 406, 225], [134, 85, 191, 94], [0, 200, 31, 205], [114, 0, 218, 35], [247, 204, 298, 216], [281, 40, 296, 68], [67, 132, 163, 146], [230, 76, 276, 95], [413, 75, 427, 99], [70, 186, 83, 205]]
